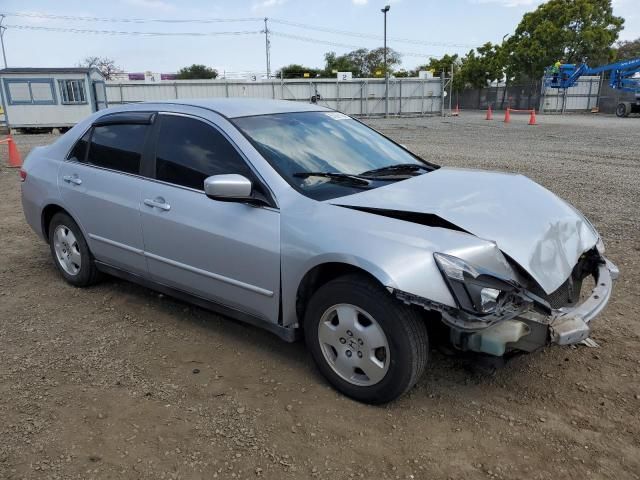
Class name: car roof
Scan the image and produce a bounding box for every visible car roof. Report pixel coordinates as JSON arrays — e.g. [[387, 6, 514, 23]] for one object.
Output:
[[152, 98, 331, 118]]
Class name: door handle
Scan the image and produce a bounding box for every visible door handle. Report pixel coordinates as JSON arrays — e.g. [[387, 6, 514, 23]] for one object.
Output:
[[144, 197, 171, 211], [62, 174, 82, 186]]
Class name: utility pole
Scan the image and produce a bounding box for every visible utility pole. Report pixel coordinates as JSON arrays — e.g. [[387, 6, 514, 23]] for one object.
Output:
[[263, 17, 271, 79], [0, 15, 8, 69], [381, 5, 390, 117]]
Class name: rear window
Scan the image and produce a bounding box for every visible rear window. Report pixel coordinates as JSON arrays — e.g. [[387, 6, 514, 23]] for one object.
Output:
[[86, 124, 148, 175]]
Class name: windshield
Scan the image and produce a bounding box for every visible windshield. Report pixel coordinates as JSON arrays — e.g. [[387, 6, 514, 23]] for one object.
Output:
[[233, 111, 437, 200]]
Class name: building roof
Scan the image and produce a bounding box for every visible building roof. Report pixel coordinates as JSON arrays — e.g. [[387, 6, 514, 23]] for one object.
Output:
[[0, 67, 97, 75], [155, 98, 330, 118]]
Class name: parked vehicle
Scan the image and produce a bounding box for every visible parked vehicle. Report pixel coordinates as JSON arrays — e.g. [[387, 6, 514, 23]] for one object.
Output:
[[20, 99, 618, 403]]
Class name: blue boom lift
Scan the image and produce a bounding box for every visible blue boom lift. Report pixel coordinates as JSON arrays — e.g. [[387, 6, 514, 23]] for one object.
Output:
[[544, 58, 640, 117]]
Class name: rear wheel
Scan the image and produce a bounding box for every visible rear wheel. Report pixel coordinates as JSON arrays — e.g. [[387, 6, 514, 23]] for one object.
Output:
[[48, 212, 101, 287], [616, 102, 630, 118], [304, 274, 429, 404]]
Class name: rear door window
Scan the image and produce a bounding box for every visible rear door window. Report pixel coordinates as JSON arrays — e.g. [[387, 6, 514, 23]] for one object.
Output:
[[154, 115, 253, 190], [67, 129, 91, 162], [87, 124, 148, 175]]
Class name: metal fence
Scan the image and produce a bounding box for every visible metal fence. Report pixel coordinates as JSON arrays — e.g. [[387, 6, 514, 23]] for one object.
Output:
[[539, 76, 601, 113], [105, 78, 444, 116]]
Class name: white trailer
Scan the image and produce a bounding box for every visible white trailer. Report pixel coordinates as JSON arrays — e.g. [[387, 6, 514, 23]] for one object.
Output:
[[0, 67, 108, 131]]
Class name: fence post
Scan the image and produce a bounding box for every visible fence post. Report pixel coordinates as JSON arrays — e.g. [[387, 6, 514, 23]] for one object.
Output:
[[586, 77, 594, 111], [360, 80, 364, 115], [398, 79, 402, 115], [440, 71, 445, 117], [595, 74, 603, 112], [336, 79, 340, 112], [119, 84, 123, 105], [225, 79, 229, 98]]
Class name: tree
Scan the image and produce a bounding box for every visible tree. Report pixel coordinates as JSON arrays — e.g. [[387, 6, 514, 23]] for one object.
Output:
[[176, 64, 218, 80], [275, 64, 321, 79], [413, 54, 460, 77], [79, 56, 122, 80], [614, 38, 640, 61], [504, 0, 624, 81], [456, 43, 505, 89], [323, 47, 401, 77]]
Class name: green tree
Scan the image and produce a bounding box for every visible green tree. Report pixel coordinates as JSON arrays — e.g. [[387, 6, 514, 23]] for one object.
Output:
[[504, 0, 623, 81], [323, 47, 401, 77], [275, 64, 322, 79], [457, 43, 505, 89], [414, 54, 460, 77], [176, 64, 218, 80], [614, 38, 640, 61]]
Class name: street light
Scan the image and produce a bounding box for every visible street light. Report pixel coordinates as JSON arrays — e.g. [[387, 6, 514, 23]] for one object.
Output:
[[381, 5, 390, 117]]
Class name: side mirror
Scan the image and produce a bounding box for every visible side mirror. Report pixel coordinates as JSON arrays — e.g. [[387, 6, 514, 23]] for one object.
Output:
[[204, 174, 253, 201]]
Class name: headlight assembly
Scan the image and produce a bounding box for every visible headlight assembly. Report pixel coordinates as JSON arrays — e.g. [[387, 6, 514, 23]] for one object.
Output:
[[433, 253, 519, 316]]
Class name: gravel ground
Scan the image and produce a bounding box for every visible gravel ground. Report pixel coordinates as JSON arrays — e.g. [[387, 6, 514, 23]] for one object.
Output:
[[1, 112, 639, 480]]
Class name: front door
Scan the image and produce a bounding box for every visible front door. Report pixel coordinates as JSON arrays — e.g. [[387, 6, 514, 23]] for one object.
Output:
[[140, 113, 281, 323]]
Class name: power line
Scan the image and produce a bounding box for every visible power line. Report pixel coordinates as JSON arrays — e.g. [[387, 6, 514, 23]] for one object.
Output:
[[5, 24, 262, 37], [1, 11, 261, 24], [0, 11, 472, 49], [269, 18, 475, 48], [270, 31, 436, 59]]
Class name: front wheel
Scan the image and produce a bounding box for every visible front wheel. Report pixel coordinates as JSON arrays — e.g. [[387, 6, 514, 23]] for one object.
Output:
[[304, 274, 429, 404]]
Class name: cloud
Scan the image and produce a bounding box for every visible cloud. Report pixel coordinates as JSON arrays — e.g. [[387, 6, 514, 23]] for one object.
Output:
[[352, 0, 369, 5], [251, 0, 287, 11], [123, 0, 175, 12]]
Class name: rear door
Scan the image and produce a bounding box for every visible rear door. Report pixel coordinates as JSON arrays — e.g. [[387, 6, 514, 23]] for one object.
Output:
[[139, 113, 281, 323], [58, 113, 153, 276]]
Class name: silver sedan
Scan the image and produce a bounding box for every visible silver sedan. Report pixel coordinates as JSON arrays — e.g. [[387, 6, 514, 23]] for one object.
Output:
[[20, 99, 618, 403]]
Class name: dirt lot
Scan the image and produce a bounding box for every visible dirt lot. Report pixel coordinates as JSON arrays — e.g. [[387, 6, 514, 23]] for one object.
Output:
[[1, 112, 639, 480]]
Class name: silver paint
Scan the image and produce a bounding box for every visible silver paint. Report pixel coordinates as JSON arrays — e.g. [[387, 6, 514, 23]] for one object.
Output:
[[20, 99, 615, 349]]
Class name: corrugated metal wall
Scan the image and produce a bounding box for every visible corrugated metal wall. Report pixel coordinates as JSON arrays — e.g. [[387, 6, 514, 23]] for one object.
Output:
[[539, 76, 601, 113], [105, 78, 444, 116]]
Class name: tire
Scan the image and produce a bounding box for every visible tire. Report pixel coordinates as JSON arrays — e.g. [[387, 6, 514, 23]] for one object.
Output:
[[304, 274, 429, 404], [48, 212, 101, 287], [616, 102, 629, 118]]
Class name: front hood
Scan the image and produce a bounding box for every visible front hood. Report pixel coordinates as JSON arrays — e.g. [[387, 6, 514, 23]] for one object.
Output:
[[331, 167, 598, 294]]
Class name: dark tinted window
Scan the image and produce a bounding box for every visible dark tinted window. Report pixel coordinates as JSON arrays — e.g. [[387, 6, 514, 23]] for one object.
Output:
[[68, 130, 90, 162], [87, 124, 148, 175], [155, 115, 252, 190]]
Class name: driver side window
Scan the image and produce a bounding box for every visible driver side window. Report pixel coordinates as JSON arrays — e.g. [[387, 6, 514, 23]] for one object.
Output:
[[154, 115, 253, 190]]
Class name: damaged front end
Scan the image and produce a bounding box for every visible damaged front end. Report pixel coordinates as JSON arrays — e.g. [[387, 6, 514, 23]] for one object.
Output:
[[392, 248, 618, 357]]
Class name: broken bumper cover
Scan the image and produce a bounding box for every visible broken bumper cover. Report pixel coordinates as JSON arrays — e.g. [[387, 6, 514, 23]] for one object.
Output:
[[548, 258, 618, 345]]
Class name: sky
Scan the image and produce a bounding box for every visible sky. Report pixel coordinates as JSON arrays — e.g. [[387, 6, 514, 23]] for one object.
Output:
[[0, 0, 637, 76]]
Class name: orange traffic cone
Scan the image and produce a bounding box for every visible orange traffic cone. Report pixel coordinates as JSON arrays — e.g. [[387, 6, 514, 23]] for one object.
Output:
[[486, 105, 493, 120], [504, 107, 511, 123], [0, 135, 23, 168], [528, 109, 537, 126]]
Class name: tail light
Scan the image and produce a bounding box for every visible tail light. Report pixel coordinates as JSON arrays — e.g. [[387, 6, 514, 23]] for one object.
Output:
[[19, 169, 27, 182]]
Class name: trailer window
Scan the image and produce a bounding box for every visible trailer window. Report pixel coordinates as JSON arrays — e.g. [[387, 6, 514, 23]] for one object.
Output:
[[3, 78, 56, 105], [59, 79, 87, 104]]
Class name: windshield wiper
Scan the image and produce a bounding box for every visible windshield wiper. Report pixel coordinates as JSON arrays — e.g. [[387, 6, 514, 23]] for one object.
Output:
[[360, 163, 431, 177], [293, 172, 371, 187]]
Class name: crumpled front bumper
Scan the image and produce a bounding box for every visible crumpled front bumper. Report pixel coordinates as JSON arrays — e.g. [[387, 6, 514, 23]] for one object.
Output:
[[548, 258, 618, 345], [453, 257, 618, 356]]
